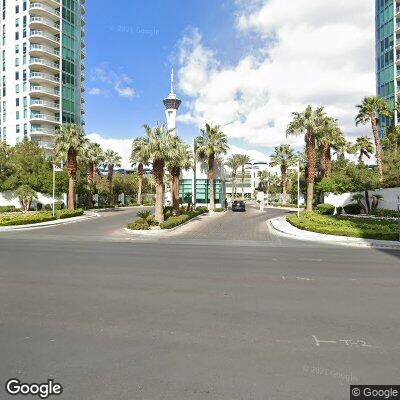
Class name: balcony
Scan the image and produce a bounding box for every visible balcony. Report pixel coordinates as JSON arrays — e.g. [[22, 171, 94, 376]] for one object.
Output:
[[31, 138, 55, 149], [30, 99, 60, 112], [30, 71, 60, 86], [30, 3, 60, 21], [29, 16, 60, 34], [29, 85, 60, 99], [30, 112, 60, 124], [30, 43, 60, 60], [29, 57, 60, 73], [30, 128, 57, 138], [29, 30, 59, 46]]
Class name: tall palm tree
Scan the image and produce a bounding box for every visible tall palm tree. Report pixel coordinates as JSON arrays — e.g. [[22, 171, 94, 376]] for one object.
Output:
[[166, 137, 193, 216], [82, 141, 103, 209], [53, 123, 86, 210], [135, 124, 173, 223], [317, 117, 344, 178], [195, 123, 229, 211], [103, 150, 122, 206], [353, 136, 374, 165], [355, 96, 392, 182], [287, 106, 326, 211], [131, 137, 149, 205], [236, 154, 251, 198], [225, 154, 241, 198], [269, 144, 296, 205]]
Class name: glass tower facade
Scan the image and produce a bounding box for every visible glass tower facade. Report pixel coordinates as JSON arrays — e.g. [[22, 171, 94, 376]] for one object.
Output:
[[375, 0, 396, 134]]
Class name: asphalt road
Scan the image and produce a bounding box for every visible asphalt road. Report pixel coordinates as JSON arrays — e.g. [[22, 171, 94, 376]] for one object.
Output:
[[0, 206, 399, 400]]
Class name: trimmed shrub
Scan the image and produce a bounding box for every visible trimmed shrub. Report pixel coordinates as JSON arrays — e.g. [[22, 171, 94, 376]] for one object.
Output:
[[127, 218, 150, 230], [214, 208, 225, 212], [316, 203, 335, 215], [160, 214, 190, 229], [287, 212, 398, 241], [195, 206, 209, 213], [336, 206, 343, 215], [281, 203, 305, 208], [0, 205, 19, 213], [44, 201, 65, 211], [137, 210, 152, 220], [343, 203, 362, 215], [0, 212, 56, 226], [143, 199, 155, 206], [370, 208, 400, 218], [147, 215, 159, 226], [56, 209, 84, 219]]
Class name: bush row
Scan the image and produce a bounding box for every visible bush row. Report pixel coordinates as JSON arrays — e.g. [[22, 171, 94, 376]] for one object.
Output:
[[0, 209, 84, 226], [287, 212, 399, 241], [370, 208, 400, 218], [0, 205, 19, 213]]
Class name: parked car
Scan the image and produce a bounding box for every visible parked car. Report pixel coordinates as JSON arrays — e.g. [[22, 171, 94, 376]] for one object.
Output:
[[232, 200, 246, 212]]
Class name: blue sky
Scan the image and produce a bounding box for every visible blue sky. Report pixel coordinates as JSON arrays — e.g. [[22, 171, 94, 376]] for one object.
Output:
[[85, 0, 244, 142], [85, 1, 374, 167]]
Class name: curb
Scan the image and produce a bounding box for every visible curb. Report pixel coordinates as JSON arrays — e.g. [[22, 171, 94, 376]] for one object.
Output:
[[124, 210, 227, 237], [269, 216, 400, 250], [0, 212, 99, 232]]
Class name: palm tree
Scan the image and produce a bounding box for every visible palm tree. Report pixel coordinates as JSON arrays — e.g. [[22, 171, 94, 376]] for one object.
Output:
[[131, 137, 150, 206], [53, 123, 86, 210], [353, 136, 374, 165], [270, 144, 297, 205], [82, 141, 103, 209], [286, 106, 326, 211], [166, 137, 193, 216], [236, 154, 251, 198], [103, 150, 122, 206], [355, 96, 392, 182], [195, 123, 229, 210], [225, 154, 241, 198], [317, 117, 344, 178], [135, 124, 173, 223]]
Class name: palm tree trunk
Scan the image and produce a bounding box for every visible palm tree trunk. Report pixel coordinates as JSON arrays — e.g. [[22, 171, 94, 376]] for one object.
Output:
[[170, 167, 181, 216], [321, 144, 332, 178], [364, 190, 371, 214], [153, 158, 165, 223], [371, 114, 383, 183], [137, 163, 143, 205], [208, 154, 215, 210], [305, 129, 316, 211], [281, 165, 287, 205], [67, 148, 77, 211], [108, 165, 115, 206], [87, 161, 94, 209], [241, 166, 245, 198]]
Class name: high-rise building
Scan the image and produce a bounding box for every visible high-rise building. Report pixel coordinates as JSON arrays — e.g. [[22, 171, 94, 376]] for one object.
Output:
[[375, 0, 398, 134], [163, 68, 181, 135], [0, 0, 85, 149]]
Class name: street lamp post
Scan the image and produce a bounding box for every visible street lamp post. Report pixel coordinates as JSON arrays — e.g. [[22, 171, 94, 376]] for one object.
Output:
[[288, 161, 300, 218], [52, 164, 63, 217]]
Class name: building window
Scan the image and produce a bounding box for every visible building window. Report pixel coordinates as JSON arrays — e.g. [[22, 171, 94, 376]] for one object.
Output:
[[16, 98, 19, 107], [15, 31, 19, 40], [15, 57, 19, 67], [15, 71, 19, 80], [16, 111, 20, 120], [16, 84, 20, 93], [23, 124, 27, 137]]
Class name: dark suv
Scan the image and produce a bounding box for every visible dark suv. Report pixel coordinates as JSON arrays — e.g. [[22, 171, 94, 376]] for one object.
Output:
[[232, 200, 246, 212]]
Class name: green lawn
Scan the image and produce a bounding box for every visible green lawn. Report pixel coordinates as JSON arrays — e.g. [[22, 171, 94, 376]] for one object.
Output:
[[287, 212, 399, 241]]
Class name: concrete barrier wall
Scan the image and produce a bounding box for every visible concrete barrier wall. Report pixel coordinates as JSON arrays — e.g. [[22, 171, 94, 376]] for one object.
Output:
[[324, 187, 400, 211]]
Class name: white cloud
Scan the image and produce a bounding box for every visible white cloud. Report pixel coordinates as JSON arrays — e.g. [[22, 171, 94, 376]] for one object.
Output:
[[176, 1, 375, 148], [88, 87, 104, 96], [91, 63, 136, 99], [87, 133, 134, 169]]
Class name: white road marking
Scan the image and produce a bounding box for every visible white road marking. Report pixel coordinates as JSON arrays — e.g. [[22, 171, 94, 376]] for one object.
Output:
[[312, 335, 373, 348]]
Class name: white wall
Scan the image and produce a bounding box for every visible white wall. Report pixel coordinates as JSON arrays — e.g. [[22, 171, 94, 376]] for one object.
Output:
[[324, 187, 400, 211], [0, 190, 63, 209]]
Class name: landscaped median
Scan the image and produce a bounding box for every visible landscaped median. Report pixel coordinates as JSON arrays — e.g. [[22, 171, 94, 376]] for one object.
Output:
[[287, 212, 399, 241], [127, 206, 211, 231], [0, 209, 84, 227]]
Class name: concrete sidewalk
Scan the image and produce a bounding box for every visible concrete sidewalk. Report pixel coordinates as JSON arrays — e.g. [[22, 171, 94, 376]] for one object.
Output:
[[269, 216, 400, 250]]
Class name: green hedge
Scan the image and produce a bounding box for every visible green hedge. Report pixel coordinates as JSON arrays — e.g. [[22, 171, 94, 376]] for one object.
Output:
[[44, 201, 65, 211], [0, 205, 19, 213], [127, 218, 150, 230], [316, 203, 335, 215], [195, 206, 209, 213], [214, 208, 226, 212], [56, 209, 84, 219], [343, 203, 361, 215], [370, 208, 400, 218], [281, 203, 305, 209], [287, 212, 399, 241], [0, 212, 56, 226], [160, 214, 191, 229]]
